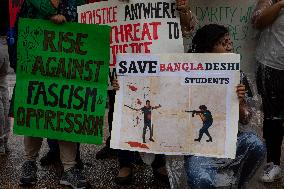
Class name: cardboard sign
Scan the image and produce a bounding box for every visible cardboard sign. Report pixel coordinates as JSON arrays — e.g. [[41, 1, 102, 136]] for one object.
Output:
[[78, 0, 184, 86], [14, 18, 110, 144], [111, 53, 240, 158]]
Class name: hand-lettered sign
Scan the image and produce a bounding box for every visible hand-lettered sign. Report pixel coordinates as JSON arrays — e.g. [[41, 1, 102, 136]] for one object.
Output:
[[111, 53, 240, 158], [188, 0, 258, 74], [13, 18, 110, 144], [78, 0, 184, 87]]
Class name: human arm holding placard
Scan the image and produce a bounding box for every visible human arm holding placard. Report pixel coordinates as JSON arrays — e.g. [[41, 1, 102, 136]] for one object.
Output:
[[112, 78, 120, 91], [237, 84, 252, 125], [252, 0, 284, 29], [176, 0, 197, 38], [50, 14, 67, 24]]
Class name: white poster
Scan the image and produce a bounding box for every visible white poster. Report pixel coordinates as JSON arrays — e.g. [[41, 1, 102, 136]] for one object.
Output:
[[78, 0, 184, 86], [111, 53, 240, 159]]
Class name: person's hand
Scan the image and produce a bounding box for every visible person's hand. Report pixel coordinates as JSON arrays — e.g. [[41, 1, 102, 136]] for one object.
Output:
[[50, 0, 60, 8], [238, 84, 251, 125], [277, 0, 284, 8], [236, 84, 246, 100], [112, 79, 120, 91], [50, 14, 67, 24], [176, 0, 189, 11]]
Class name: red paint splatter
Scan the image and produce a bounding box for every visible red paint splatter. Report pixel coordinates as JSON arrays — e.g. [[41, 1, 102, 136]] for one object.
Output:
[[126, 141, 149, 149], [137, 99, 142, 105], [128, 85, 138, 91]]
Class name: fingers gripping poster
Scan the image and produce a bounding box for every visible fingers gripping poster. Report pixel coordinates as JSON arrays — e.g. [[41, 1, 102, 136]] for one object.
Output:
[[111, 53, 240, 158], [14, 18, 110, 144]]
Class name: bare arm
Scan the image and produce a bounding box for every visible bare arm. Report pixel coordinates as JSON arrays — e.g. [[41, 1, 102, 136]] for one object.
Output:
[[252, 0, 284, 29], [176, 0, 197, 38], [50, 14, 67, 24], [112, 79, 120, 91], [239, 99, 252, 125], [236, 84, 252, 125]]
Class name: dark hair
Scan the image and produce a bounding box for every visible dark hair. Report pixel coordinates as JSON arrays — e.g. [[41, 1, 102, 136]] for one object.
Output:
[[146, 100, 150, 103], [189, 24, 229, 53], [199, 105, 207, 110]]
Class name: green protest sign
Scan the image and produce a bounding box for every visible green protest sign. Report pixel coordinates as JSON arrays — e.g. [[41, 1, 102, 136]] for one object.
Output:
[[14, 18, 110, 144]]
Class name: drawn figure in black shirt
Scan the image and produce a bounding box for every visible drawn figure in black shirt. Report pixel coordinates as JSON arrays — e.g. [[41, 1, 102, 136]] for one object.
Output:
[[193, 105, 213, 142], [125, 100, 161, 143]]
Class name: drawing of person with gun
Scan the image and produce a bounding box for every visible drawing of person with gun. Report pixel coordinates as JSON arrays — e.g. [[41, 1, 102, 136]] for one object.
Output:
[[125, 100, 161, 143], [186, 105, 213, 142]]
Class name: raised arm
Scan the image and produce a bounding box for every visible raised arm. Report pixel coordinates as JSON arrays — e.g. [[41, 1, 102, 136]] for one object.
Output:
[[252, 0, 284, 29], [112, 79, 120, 91], [152, 104, 162, 110], [176, 0, 197, 38]]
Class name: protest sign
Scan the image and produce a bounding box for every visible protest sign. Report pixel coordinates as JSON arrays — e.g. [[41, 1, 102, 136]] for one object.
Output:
[[188, 0, 257, 74], [77, 0, 184, 85], [13, 18, 110, 144], [111, 53, 240, 158]]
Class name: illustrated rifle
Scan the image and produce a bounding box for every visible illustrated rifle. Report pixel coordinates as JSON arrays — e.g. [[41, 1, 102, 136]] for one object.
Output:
[[185, 110, 203, 117]]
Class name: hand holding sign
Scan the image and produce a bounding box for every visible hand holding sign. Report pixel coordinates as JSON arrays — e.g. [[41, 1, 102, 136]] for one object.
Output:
[[50, 14, 67, 24], [176, 0, 195, 38], [238, 84, 251, 125], [112, 79, 120, 91], [236, 84, 246, 100]]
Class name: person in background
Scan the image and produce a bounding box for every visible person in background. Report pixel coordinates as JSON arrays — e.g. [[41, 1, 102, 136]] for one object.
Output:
[[39, 0, 85, 170], [252, 0, 284, 183], [111, 0, 196, 185], [0, 0, 10, 155], [95, 0, 130, 160], [14, 0, 89, 188], [184, 24, 266, 189]]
